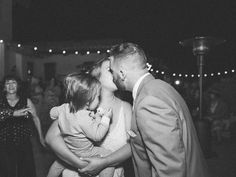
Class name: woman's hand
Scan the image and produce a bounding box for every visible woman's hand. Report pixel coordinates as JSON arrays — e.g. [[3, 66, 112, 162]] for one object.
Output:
[[13, 108, 31, 117], [78, 156, 107, 176], [39, 136, 47, 147]]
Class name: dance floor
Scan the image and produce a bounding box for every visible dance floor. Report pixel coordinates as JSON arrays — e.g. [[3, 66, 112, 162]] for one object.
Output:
[[32, 129, 236, 177]]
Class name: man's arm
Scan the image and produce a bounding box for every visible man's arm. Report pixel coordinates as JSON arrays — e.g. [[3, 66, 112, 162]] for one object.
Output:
[[137, 96, 186, 177], [45, 119, 88, 169], [79, 143, 132, 175]]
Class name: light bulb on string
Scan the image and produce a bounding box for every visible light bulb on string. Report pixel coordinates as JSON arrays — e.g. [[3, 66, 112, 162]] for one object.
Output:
[[17, 44, 21, 47], [62, 50, 66, 54], [86, 51, 90, 55], [75, 51, 79, 55], [0, 40, 3, 43], [97, 51, 100, 54], [174, 80, 181, 86], [34, 47, 38, 51], [49, 49, 52, 53]]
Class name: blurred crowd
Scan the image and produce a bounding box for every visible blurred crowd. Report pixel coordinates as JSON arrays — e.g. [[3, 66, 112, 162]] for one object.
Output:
[[1, 73, 236, 177]]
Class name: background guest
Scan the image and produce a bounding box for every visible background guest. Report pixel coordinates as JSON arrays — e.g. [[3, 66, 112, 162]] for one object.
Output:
[[0, 75, 45, 177]]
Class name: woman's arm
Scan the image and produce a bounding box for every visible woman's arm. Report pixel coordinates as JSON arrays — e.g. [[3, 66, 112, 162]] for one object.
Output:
[[27, 98, 46, 147], [45, 119, 88, 169], [0, 99, 30, 121], [79, 141, 132, 175]]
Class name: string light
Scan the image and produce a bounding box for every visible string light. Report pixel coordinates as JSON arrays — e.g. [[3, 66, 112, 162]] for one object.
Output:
[[0, 40, 3, 43], [8, 43, 236, 78], [174, 80, 181, 85]]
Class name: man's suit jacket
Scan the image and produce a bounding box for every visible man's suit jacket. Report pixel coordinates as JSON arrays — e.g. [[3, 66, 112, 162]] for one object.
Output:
[[130, 74, 210, 177]]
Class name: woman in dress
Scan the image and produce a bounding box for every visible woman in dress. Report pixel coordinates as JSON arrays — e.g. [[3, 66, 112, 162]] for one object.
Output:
[[46, 58, 133, 177], [0, 75, 45, 177]]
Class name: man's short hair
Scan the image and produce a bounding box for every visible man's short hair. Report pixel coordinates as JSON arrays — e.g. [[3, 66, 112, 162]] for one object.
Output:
[[109, 42, 147, 69]]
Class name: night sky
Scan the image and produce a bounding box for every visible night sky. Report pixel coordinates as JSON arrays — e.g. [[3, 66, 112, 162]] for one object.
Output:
[[13, 0, 236, 73]]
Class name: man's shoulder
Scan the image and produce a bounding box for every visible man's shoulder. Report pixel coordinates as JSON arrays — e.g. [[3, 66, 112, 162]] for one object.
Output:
[[143, 78, 172, 91]]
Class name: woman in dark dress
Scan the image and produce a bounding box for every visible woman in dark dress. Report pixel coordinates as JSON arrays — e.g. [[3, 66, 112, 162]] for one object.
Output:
[[0, 75, 46, 177]]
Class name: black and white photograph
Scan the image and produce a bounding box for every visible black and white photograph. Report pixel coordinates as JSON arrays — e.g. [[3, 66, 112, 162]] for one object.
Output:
[[1, 1, 236, 177]]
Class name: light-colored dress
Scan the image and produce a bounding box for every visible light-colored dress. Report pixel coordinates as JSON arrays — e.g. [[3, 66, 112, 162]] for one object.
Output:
[[63, 102, 129, 177]]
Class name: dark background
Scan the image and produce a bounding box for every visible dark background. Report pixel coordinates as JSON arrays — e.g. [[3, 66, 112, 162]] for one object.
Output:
[[13, 0, 236, 73]]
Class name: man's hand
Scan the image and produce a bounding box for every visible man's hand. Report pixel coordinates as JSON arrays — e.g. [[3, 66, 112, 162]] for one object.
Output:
[[78, 156, 107, 176]]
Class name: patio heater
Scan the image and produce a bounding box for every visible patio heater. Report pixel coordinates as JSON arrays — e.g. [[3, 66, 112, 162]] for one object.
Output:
[[179, 36, 225, 157]]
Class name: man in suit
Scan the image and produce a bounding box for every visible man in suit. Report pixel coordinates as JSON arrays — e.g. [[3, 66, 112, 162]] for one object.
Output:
[[101, 42, 209, 177]]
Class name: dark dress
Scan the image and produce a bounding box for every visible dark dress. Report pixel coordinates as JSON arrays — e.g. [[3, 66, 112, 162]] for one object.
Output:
[[0, 95, 36, 177]]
